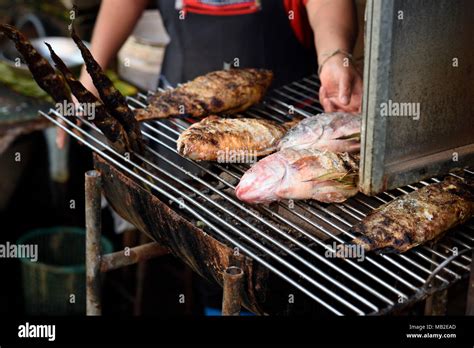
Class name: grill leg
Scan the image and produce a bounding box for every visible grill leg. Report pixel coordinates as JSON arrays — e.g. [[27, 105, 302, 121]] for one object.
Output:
[[85, 170, 102, 316], [467, 250, 474, 315], [424, 244, 448, 316], [222, 266, 244, 316], [424, 289, 448, 316], [133, 232, 148, 316]]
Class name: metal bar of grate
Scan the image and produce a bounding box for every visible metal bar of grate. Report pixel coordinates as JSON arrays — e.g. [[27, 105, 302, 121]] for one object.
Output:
[[39, 74, 473, 315], [41, 109, 347, 315]]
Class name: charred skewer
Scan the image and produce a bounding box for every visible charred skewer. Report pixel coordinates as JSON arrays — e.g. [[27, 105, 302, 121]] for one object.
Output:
[[0, 24, 71, 104], [71, 28, 144, 155], [46, 43, 130, 154], [0, 24, 89, 140]]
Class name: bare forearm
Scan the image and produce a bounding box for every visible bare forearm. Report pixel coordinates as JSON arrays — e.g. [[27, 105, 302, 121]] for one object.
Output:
[[79, 0, 148, 94], [88, 0, 148, 69], [306, 0, 358, 64]]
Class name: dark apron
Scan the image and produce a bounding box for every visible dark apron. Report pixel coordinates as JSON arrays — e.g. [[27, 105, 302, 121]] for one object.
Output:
[[151, 0, 317, 179], [156, 0, 316, 88]]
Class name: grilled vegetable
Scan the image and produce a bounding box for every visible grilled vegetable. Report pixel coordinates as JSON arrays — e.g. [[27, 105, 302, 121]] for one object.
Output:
[[351, 176, 474, 253], [278, 112, 361, 153], [177, 116, 298, 161], [0, 24, 71, 104], [236, 148, 359, 204], [135, 69, 273, 121], [71, 29, 144, 155], [46, 42, 130, 154]]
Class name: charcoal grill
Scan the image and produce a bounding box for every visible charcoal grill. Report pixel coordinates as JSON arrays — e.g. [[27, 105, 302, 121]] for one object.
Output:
[[39, 75, 474, 315]]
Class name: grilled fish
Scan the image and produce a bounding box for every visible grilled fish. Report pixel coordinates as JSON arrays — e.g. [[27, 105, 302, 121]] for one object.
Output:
[[236, 149, 359, 204], [0, 24, 71, 104], [351, 176, 474, 253], [135, 69, 273, 121], [278, 112, 361, 153], [46, 43, 130, 154], [177, 116, 298, 161], [71, 29, 144, 155]]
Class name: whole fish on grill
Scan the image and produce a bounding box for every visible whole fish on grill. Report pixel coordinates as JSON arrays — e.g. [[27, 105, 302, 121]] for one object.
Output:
[[351, 176, 474, 253], [278, 112, 361, 153], [177, 116, 299, 161], [0, 24, 71, 104], [236, 148, 359, 204], [71, 29, 145, 155], [134, 69, 273, 121], [46, 43, 130, 154]]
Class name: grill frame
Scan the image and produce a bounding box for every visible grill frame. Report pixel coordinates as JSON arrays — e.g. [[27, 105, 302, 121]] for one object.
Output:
[[39, 74, 474, 315]]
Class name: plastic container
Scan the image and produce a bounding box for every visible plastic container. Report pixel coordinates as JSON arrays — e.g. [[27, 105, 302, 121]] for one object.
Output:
[[17, 227, 113, 315]]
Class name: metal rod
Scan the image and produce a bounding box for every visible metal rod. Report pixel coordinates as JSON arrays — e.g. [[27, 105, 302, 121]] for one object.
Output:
[[424, 289, 448, 316], [85, 170, 102, 316], [328, 199, 455, 284], [138, 108, 437, 294], [43, 110, 345, 315], [225, 162, 432, 287], [293, 81, 322, 95], [467, 249, 474, 315], [272, 90, 320, 112], [41, 73, 473, 316], [140, 119, 406, 302], [134, 233, 150, 316], [145, 112, 455, 288], [100, 242, 169, 272], [282, 85, 319, 102], [128, 101, 398, 309], [140, 130, 382, 311], [222, 266, 244, 316], [425, 245, 449, 316], [130, 139, 369, 313], [304, 201, 448, 287]]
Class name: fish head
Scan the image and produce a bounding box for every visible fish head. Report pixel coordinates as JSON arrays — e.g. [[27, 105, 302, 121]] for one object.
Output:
[[278, 117, 324, 150], [235, 152, 287, 203]]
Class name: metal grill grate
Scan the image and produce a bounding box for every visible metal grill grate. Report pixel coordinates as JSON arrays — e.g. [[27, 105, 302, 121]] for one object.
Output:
[[39, 74, 474, 315]]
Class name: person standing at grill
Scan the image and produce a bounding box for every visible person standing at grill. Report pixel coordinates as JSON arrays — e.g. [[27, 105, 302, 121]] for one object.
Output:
[[57, 0, 362, 147]]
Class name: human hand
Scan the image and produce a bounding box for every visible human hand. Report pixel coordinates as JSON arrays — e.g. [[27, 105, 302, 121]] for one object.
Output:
[[318, 54, 362, 114]]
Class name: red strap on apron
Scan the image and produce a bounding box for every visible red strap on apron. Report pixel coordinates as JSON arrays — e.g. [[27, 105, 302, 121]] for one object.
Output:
[[181, 0, 261, 16]]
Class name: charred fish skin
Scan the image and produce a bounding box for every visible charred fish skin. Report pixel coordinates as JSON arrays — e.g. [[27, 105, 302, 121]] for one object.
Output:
[[46, 42, 130, 154], [277, 112, 361, 153], [351, 176, 474, 253], [70, 29, 144, 155], [135, 69, 273, 121], [0, 24, 71, 104], [177, 116, 296, 161]]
